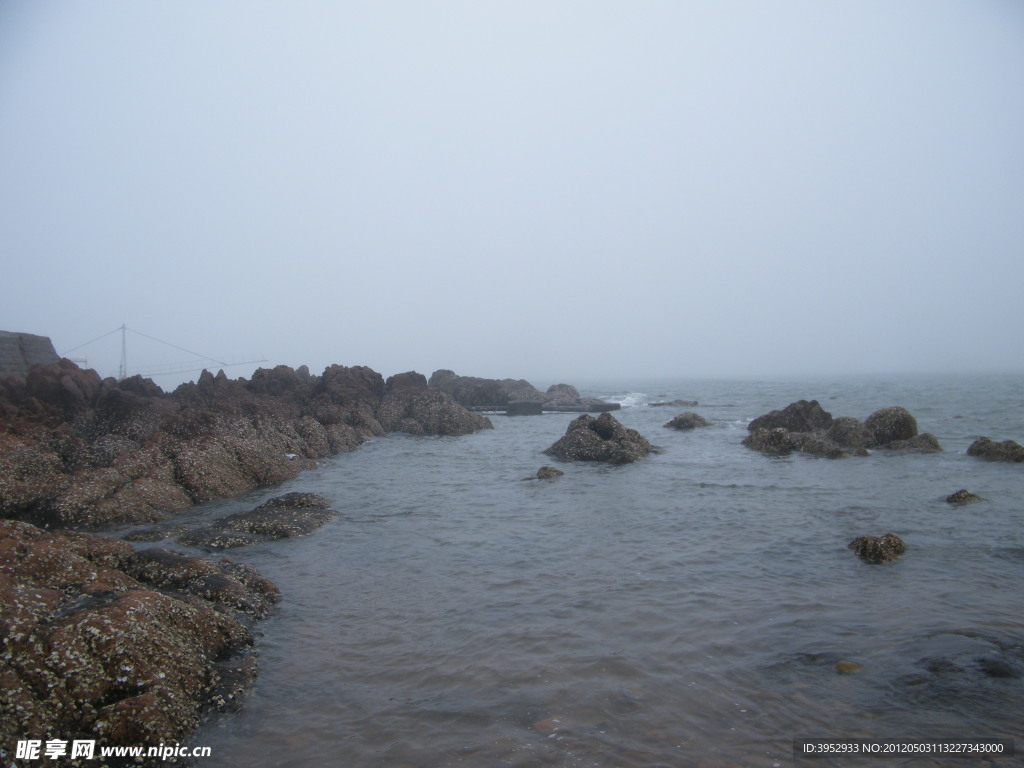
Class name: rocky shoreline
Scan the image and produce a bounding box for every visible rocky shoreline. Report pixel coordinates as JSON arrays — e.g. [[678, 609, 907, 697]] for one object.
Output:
[[0, 359, 495, 760], [2, 362, 1022, 760]]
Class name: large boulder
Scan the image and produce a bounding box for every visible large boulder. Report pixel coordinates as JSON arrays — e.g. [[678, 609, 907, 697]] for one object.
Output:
[[864, 406, 918, 446], [544, 412, 655, 464], [967, 437, 1024, 463], [748, 399, 833, 433], [0, 519, 276, 750]]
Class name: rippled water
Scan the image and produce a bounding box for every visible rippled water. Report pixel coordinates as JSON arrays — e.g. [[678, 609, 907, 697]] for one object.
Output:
[[126, 374, 1023, 767]]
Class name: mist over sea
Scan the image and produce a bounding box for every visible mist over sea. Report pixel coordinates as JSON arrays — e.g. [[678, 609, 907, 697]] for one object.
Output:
[[117, 373, 1023, 767]]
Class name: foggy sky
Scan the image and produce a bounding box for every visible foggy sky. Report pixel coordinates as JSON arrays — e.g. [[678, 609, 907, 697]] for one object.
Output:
[[2, 1, 1022, 388]]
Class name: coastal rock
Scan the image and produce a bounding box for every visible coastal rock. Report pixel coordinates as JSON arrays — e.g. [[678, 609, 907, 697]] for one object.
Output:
[[0, 519, 274, 750], [534, 466, 564, 480], [664, 412, 710, 430], [0, 359, 490, 528], [864, 406, 919, 447], [824, 416, 873, 452], [848, 533, 907, 563], [882, 433, 943, 453], [946, 489, 982, 504], [427, 369, 542, 407], [178, 492, 337, 549], [377, 374, 494, 436], [744, 401, 939, 458], [748, 399, 833, 434], [966, 437, 1024, 463], [742, 427, 797, 455], [544, 412, 655, 464]]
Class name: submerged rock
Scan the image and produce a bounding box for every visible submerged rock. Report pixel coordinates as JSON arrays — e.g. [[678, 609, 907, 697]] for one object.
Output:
[[544, 412, 655, 464], [848, 533, 907, 563], [178, 492, 337, 549], [0, 518, 275, 751], [946, 489, 982, 504], [533, 466, 564, 480], [649, 399, 698, 407], [664, 412, 710, 430], [966, 436, 1024, 463]]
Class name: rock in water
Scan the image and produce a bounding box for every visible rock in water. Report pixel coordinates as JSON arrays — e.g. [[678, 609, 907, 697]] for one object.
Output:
[[544, 412, 655, 464], [848, 533, 907, 563], [946, 489, 982, 504], [966, 437, 1024, 463], [534, 465, 564, 480], [664, 412, 710, 430], [178, 492, 337, 549]]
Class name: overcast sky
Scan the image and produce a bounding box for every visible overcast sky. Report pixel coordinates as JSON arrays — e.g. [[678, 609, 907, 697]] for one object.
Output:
[[2, 2, 1022, 387]]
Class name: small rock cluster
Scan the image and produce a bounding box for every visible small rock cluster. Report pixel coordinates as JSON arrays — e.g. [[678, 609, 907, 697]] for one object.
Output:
[[743, 400, 941, 458]]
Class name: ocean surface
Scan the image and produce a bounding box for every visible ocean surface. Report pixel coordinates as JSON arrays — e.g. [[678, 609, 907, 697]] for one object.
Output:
[[118, 374, 1023, 767]]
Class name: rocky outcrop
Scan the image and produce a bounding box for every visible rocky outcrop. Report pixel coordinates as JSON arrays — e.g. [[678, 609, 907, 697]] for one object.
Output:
[[428, 369, 613, 410], [743, 401, 941, 458], [664, 412, 710, 430], [0, 519, 276, 750], [0, 361, 490, 528], [967, 437, 1024, 463], [377, 373, 493, 436], [748, 399, 833, 434], [848, 533, 907, 563], [544, 412, 655, 464], [427, 369, 542, 406], [178, 492, 337, 549]]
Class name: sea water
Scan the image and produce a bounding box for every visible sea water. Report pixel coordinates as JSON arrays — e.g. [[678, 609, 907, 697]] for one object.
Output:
[[135, 373, 1022, 767]]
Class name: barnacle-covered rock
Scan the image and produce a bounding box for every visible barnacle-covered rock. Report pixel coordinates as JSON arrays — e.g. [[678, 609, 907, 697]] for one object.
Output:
[[848, 532, 907, 563], [178, 492, 338, 550], [0, 518, 276, 750], [664, 412, 711, 430], [967, 436, 1024, 463], [544, 412, 655, 464]]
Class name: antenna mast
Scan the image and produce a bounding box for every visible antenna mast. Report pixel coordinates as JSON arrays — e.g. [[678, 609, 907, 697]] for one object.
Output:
[[118, 324, 127, 380]]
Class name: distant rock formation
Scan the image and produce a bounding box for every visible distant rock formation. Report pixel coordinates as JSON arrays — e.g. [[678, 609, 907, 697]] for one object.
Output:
[[664, 412, 710, 430], [966, 437, 1024, 463], [0, 330, 59, 379], [743, 400, 941, 458], [428, 369, 613, 410], [378, 372, 494, 435], [544, 412, 655, 464]]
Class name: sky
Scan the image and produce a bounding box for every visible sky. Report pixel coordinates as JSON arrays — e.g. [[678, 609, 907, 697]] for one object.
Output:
[[1, 1, 1022, 388]]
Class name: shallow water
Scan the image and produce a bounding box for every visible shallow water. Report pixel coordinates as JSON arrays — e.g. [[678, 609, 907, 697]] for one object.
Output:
[[124, 373, 1023, 767]]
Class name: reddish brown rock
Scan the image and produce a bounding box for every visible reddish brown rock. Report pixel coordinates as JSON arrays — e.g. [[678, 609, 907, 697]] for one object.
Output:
[[0, 519, 275, 749]]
